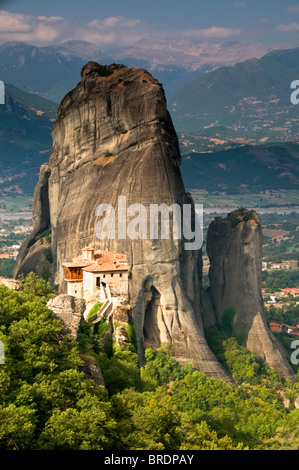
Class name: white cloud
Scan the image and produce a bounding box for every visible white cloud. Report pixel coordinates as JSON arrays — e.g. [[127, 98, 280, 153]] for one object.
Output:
[[0, 10, 153, 47], [234, 2, 247, 8], [193, 26, 242, 38], [0, 10, 31, 33], [276, 22, 299, 32], [78, 16, 151, 47], [0, 10, 68, 43], [36, 16, 65, 22], [287, 6, 299, 13], [258, 18, 271, 24], [201, 26, 242, 38], [0, 10, 243, 48]]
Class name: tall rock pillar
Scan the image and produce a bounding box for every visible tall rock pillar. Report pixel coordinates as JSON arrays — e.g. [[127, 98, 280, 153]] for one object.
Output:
[[207, 208, 296, 382], [14, 62, 232, 382]]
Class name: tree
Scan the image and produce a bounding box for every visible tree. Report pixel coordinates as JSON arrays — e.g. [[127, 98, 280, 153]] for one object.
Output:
[[18, 272, 56, 300], [38, 395, 117, 450], [0, 404, 36, 450]]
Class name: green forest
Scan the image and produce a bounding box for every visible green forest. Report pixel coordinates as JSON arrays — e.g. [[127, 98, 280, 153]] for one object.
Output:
[[0, 274, 299, 451], [262, 269, 299, 292]]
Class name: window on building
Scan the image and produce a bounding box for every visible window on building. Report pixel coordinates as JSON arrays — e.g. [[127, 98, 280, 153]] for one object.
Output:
[[120, 273, 122, 277]]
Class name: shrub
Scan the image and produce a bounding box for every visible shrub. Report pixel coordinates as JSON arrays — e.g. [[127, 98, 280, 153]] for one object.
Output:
[[221, 307, 236, 336], [104, 151, 114, 157], [88, 301, 103, 322], [91, 65, 114, 77], [35, 226, 51, 244]]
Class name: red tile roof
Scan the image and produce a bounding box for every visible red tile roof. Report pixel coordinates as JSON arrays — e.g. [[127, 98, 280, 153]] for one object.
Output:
[[269, 322, 282, 332], [63, 261, 91, 268], [282, 288, 299, 295], [63, 248, 129, 273]]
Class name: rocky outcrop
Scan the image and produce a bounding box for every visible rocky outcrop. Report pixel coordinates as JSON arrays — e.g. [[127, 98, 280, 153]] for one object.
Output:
[[112, 302, 133, 328], [207, 209, 295, 382], [79, 354, 105, 387], [47, 294, 86, 338], [15, 61, 231, 382], [13, 163, 52, 280], [113, 326, 132, 348], [0, 277, 20, 290]]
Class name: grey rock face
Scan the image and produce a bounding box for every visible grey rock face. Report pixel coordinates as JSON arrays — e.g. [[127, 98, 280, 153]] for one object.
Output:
[[113, 326, 132, 348], [13, 163, 51, 279], [79, 354, 105, 387], [112, 303, 132, 328], [47, 294, 86, 338], [0, 278, 20, 290], [15, 62, 231, 382], [207, 209, 296, 382]]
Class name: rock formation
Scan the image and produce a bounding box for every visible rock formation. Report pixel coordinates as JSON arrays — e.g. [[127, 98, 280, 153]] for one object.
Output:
[[207, 209, 295, 382], [47, 294, 86, 338], [15, 62, 231, 382], [0, 277, 20, 290], [113, 326, 132, 348], [79, 355, 105, 387], [13, 163, 52, 280], [15, 62, 295, 383]]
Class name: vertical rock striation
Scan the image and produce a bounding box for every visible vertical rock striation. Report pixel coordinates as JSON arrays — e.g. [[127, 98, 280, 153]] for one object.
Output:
[[14, 62, 231, 382], [207, 209, 295, 382]]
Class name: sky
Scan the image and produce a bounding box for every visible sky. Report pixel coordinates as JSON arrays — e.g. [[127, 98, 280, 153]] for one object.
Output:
[[0, 0, 298, 50]]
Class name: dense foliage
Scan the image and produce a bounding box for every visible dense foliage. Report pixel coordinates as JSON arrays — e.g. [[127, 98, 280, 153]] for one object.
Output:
[[262, 269, 299, 292], [0, 259, 15, 278], [266, 304, 299, 326], [260, 212, 299, 263], [0, 274, 299, 450]]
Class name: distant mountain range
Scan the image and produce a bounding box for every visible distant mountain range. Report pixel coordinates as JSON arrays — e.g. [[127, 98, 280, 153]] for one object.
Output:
[[0, 83, 57, 195], [170, 47, 299, 139], [181, 142, 299, 193], [0, 40, 297, 102], [1, 43, 299, 197], [1, 81, 298, 197], [0, 40, 207, 101], [0, 41, 90, 103], [113, 38, 279, 71]]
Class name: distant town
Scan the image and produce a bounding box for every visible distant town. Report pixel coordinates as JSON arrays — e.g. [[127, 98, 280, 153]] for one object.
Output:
[[0, 222, 31, 260]]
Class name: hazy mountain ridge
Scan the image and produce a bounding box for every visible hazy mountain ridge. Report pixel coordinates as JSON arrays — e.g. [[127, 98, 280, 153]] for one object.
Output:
[[1, 39, 297, 102], [113, 38, 275, 70], [0, 41, 89, 103], [181, 142, 299, 193], [1, 84, 299, 197], [1, 43, 299, 196], [170, 47, 299, 138], [0, 83, 57, 195]]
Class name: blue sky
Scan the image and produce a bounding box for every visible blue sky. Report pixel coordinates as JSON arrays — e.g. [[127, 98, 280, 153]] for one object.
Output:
[[0, 0, 298, 48]]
